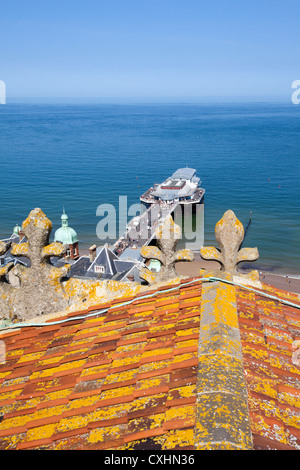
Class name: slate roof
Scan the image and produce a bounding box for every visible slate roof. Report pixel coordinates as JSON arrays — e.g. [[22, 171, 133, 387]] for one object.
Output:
[[80, 245, 137, 281], [0, 233, 30, 268], [51, 249, 139, 282], [66, 257, 92, 278], [87, 245, 120, 277], [0, 276, 299, 450]]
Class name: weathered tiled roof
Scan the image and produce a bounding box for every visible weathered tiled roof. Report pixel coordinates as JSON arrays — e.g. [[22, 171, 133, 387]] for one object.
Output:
[[0, 276, 299, 450], [236, 282, 300, 449]]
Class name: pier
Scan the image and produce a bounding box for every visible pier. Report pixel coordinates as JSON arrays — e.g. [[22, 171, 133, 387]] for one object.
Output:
[[113, 200, 179, 256], [112, 168, 205, 259]]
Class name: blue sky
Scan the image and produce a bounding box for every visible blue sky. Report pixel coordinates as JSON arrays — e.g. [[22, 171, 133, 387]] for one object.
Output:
[[0, 0, 299, 102]]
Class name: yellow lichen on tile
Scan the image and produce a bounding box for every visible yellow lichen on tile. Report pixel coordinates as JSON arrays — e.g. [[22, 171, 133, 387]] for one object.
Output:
[[87, 424, 127, 444], [114, 343, 146, 356], [29, 404, 66, 422], [63, 348, 89, 360], [175, 339, 198, 349], [110, 355, 141, 369], [172, 352, 196, 364], [130, 412, 165, 433], [42, 388, 73, 402], [279, 390, 300, 408], [137, 375, 169, 391], [30, 359, 87, 380], [64, 394, 99, 412], [161, 428, 194, 449], [269, 355, 300, 376], [104, 369, 138, 385], [25, 423, 57, 442], [177, 316, 200, 327], [97, 329, 123, 339], [83, 316, 105, 326], [138, 359, 170, 375], [149, 324, 176, 335], [242, 344, 269, 361], [16, 351, 45, 364], [56, 358, 88, 372], [90, 403, 131, 423], [167, 384, 195, 401], [236, 290, 256, 301], [5, 349, 25, 359], [55, 414, 90, 434], [0, 371, 12, 381], [69, 336, 97, 349], [0, 412, 33, 431], [100, 385, 135, 400], [180, 296, 201, 304], [34, 355, 64, 367], [141, 347, 172, 360], [0, 389, 23, 402], [156, 302, 179, 312], [129, 393, 166, 413], [250, 414, 288, 445], [73, 326, 103, 338], [0, 433, 25, 450], [165, 404, 195, 421], [175, 327, 199, 338], [80, 363, 109, 378]]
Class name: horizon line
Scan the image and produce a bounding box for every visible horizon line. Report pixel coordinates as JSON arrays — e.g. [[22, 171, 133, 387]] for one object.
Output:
[[2, 95, 292, 106]]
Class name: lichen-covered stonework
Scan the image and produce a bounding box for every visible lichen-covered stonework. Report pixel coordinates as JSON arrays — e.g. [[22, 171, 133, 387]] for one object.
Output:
[[1, 209, 70, 321], [140, 215, 194, 284], [0, 208, 144, 322], [195, 276, 253, 449], [200, 210, 259, 278]]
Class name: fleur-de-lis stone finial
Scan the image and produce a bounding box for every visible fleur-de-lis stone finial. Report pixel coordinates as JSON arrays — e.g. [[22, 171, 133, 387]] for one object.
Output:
[[0, 241, 15, 320], [140, 215, 194, 284], [200, 210, 259, 276], [6, 208, 71, 321]]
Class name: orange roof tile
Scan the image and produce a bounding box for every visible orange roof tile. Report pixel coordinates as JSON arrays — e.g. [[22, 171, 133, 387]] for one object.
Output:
[[0, 276, 299, 450]]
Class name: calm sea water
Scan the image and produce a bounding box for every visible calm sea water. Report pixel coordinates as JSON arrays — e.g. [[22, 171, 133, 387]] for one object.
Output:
[[0, 102, 299, 274]]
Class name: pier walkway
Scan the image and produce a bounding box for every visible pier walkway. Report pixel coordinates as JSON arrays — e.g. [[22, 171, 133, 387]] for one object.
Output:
[[113, 200, 179, 256]]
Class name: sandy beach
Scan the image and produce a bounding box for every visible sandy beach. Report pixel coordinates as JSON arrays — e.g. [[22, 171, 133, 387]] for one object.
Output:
[[175, 255, 300, 295]]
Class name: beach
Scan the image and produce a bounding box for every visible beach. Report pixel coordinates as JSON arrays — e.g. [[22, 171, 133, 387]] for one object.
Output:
[[176, 255, 300, 295]]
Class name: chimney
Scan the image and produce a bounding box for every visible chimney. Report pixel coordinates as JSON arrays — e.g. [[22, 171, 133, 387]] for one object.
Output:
[[19, 231, 25, 243], [89, 244, 97, 262]]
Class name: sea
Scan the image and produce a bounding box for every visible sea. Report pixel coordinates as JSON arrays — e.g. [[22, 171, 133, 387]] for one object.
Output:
[[0, 102, 299, 275]]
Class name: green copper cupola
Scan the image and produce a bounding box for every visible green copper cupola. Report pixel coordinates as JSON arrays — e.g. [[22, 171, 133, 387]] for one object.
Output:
[[13, 224, 21, 235], [54, 209, 78, 245]]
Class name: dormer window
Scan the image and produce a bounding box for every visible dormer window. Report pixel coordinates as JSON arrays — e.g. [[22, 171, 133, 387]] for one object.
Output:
[[94, 265, 105, 274]]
